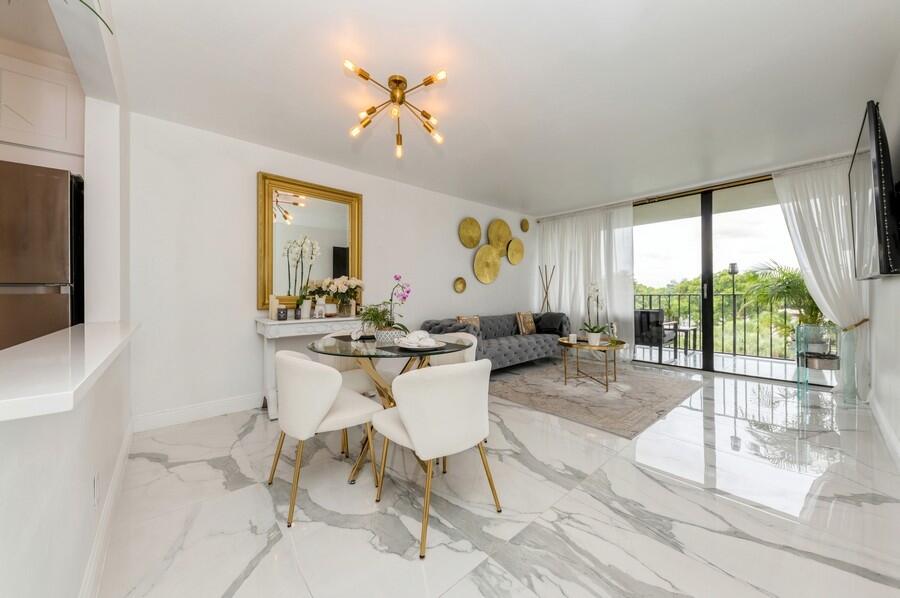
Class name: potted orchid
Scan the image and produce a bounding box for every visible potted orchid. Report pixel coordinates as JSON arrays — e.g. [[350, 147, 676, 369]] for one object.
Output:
[[582, 282, 610, 345], [359, 274, 412, 345], [283, 236, 320, 298]]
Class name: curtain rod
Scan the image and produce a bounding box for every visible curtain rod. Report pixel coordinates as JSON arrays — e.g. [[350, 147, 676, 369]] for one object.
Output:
[[536, 152, 852, 223]]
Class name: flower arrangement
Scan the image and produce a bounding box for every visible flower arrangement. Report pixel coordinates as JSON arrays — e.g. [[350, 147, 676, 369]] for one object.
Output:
[[283, 236, 320, 297], [358, 274, 412, 333], [308, 276, 364, 304]]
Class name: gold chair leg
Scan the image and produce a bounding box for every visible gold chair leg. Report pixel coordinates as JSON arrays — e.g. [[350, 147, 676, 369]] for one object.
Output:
[[477, 442, 502, 513], [376, 438, 390, 502], [365, 423, 379, 488], [419, 459, 434, 559], [267, 431, 286, 485], [341, 428, 349, 458], [287, 440, 304, 527], [442, 456, 447, 474]]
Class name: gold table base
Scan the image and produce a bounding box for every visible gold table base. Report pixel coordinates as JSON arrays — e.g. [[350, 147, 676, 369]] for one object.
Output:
[[346, 355, 431, 484], [560, 341, 624, 392]]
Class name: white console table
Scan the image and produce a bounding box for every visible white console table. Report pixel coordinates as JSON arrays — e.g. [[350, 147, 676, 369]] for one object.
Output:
[[256, 316, 361, 419]]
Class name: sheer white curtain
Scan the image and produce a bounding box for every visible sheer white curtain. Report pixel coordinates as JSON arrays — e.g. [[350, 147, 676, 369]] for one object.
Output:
[[773, 159, 870, 399], [538, 204, 634, 357]]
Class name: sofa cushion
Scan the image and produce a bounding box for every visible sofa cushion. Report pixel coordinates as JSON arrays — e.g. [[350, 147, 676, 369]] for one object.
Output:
[[516, 311, 536, 335], [480, 333, 560, 369], [479, 314, 520, 340]]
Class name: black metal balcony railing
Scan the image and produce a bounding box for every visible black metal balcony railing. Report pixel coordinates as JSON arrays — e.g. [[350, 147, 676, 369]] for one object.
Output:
[[634, 293, 796, 361]]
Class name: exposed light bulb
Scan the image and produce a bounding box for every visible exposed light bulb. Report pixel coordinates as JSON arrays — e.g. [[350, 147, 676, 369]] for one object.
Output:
[[358, 111, 368, 120], [421, 110, 438, 126], [431, 131, 444, 144], [390, 105, 401, 119], [435, 70, 447, 81], [343, 59, 356, 72], [395, 133, 403, 158], [350, 126, 362, 137]]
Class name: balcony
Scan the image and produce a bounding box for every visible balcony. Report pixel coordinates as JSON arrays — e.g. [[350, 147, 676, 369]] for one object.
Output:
[[633, 293, 835, 386]]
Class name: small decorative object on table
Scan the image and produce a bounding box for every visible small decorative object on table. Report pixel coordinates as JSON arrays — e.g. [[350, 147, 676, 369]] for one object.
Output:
[[359, 273, 412, 345], [276, 306, 288, 321], [313, 297, 326, 319]]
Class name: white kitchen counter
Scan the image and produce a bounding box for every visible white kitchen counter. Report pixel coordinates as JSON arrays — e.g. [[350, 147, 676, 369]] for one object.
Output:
[[0, 322, 136, 422]]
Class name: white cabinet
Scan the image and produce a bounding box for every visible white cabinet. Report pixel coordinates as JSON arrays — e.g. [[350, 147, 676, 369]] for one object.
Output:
[[0, 53, 84, 156]]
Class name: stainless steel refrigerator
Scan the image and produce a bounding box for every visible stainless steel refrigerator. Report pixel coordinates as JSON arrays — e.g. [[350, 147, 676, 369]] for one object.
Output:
[[0, 160, 84, 350]]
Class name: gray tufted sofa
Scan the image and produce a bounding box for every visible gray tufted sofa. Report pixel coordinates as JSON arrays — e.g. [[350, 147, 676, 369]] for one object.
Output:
[[420, 313, 570, 370]]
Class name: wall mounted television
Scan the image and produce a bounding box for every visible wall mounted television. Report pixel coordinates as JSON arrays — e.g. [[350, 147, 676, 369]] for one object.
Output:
[[848, 100, 900, 279]]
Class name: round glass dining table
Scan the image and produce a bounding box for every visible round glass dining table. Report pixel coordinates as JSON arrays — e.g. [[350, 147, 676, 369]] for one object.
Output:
[[307, 333, 473, 483]]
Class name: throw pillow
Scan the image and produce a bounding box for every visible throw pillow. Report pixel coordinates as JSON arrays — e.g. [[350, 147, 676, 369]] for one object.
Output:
[[516, 311, 536, 335], [456, 315, 481, 332]]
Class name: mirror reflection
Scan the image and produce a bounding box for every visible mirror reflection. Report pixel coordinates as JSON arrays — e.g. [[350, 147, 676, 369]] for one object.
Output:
[[272, 191, 350, 297]]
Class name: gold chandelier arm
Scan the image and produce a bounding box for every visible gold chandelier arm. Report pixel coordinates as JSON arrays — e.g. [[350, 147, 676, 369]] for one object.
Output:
[[403, 99, 428, 117], [403, 102, 428, 126], [368, 77, 391, 95]]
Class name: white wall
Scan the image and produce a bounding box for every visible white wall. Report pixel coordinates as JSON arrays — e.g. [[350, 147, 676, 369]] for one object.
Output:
[[83, 97, 123, 322], [0, 352, 130, 598], [870, 50, 900, 460], [129, 113, 535, 422]]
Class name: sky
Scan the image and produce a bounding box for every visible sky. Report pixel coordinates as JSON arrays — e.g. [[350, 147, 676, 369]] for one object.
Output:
[[633, 204, 799, 288]]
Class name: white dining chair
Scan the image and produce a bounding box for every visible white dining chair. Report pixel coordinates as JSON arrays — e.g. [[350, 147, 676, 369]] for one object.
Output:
[[429, 331, 477, 366], [268, 351, 382, 527], [371, 359, 501, 558], [317, 330, 396, 456]]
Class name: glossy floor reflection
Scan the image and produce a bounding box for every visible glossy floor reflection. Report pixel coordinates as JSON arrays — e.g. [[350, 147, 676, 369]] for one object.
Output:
[[100, 365, 900, 597]]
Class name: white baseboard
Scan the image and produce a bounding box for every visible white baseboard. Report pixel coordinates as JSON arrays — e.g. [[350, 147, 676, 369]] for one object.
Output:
[[133, 392, 263, 432], [870, 394, 900, 470], [78, 421, 133, 598]]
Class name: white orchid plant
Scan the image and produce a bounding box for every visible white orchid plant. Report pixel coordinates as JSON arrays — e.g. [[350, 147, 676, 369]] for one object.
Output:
[[283, 236, 320, 297], [582, 282, 610, 334]]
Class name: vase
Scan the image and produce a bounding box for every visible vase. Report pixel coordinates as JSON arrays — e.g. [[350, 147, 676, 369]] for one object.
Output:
[[299, 299, 311, 319], [375, 328, 406, 346], [587, 332, 602, 346]]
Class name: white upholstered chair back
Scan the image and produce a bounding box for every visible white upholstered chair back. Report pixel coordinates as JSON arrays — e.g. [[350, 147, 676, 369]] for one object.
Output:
[[276, 351, 341, 441], [391, 359, 491, 460], [429, 332, 478, 367]]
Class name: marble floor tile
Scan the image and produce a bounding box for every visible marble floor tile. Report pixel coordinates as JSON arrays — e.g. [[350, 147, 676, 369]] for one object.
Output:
[[117, 415, 256, 526], [100, 366, 900, 598], [441, 558, 539, 598], [100, 484, 310, 598], [283, 471, 488, 598], [379, 398, 618, 554]]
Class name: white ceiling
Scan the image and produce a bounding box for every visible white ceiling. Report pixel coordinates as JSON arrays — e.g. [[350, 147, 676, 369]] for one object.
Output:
[[111, 0, 900, 216], [0, 0, 68, 56]]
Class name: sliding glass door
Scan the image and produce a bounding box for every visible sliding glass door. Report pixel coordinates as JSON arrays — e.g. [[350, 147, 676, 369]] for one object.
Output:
[[633, 180, 830, 385], [633, 194, 704, 369]]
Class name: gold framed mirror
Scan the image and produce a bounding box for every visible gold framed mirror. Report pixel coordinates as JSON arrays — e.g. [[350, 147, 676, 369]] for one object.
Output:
[[257, 172, 362, 309]]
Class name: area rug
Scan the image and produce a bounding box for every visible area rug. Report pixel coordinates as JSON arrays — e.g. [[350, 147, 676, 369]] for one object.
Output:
[[489, 357, 703, 439]]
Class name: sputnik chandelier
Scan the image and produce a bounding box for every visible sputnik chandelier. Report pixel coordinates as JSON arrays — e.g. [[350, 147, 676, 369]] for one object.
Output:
[[273, 191, 305, 223], [343, 59, 447, 158]]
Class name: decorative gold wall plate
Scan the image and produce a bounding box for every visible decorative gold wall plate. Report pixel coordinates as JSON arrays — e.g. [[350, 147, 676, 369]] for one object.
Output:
[[520, 218, 530, 232], [473, 245, 501, 284], [453, 277, 467, 293], [458, 217, 481, 248], [487, 219, 512, 256], [507, 238, 525, 265]]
